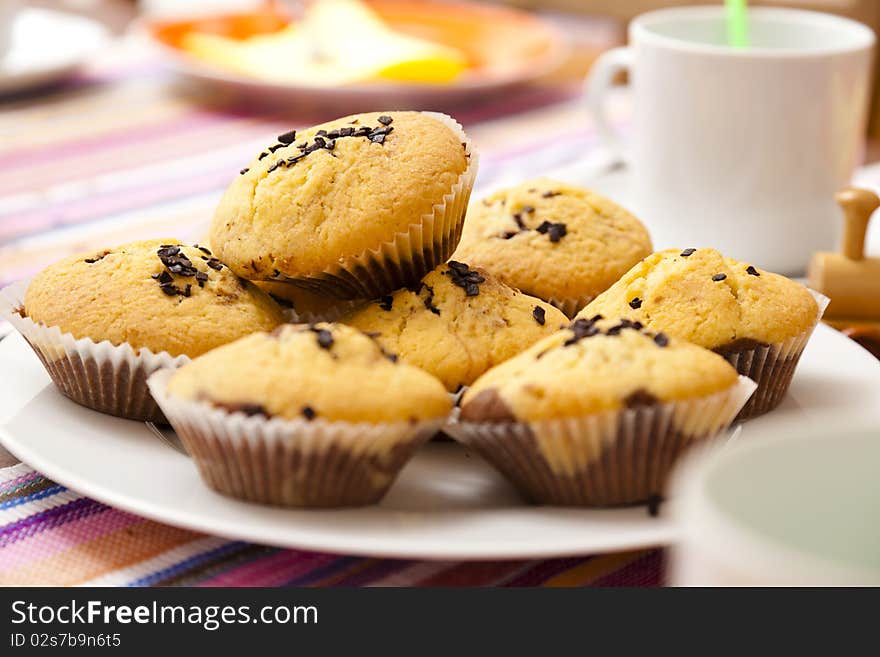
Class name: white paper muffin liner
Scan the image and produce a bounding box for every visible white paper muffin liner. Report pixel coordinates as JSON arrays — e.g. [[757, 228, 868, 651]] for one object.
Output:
[[148, 369, 444, 508], [446, 376, 756, 507], [717, 290, 829, 420], [0, 280, 189, 422], [286, 112, 479, 300]]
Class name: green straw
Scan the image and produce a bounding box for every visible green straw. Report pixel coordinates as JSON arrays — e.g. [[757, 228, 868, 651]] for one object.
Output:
[[726, 0, 749, 48]]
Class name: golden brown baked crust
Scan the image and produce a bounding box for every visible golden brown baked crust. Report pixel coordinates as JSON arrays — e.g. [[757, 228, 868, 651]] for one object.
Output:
[[210, 111, 469, 281], [167, 323, 452, 423], [461, 316, 739, 421], [24, 239, 285, 358], [341, 261, 567, 391], [580, 248, 819, 349], [453, 178, 652, 313]]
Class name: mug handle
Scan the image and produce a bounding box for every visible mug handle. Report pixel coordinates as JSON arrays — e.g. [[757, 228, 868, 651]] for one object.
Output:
[[584, 46, 633, 164]]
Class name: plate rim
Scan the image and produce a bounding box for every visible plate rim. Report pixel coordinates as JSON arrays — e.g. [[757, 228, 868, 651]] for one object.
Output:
[[1, 323, 879, 560]]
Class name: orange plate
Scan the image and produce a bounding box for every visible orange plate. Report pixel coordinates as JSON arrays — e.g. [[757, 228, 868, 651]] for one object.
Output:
[[145, 0, 568, 102]]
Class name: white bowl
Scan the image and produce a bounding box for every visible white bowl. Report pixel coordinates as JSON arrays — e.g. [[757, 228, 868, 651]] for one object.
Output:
[[669, 414, 880, 586]]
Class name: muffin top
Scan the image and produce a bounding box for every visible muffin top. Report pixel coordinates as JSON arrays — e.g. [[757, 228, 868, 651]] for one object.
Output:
[[452, 178, 652, 312], [24, 239, 285, 358], [210, 111, 470, 281], [254, 280, 366, 323], [579, 248, 819, 350], [461, 316, 739, 422], [342, 261, 567, 391], [167, 323, 452, 423]]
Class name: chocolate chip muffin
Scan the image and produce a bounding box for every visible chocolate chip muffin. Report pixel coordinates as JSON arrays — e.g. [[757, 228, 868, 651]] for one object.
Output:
[[2, 239, 284, 421], [210, 111, 477, 299], [578, 248, 825, 418], [341, 261, 567, 392], [454, 316, 753, 506], [452, 178, 652, 316], [150, 323, 451, 507]]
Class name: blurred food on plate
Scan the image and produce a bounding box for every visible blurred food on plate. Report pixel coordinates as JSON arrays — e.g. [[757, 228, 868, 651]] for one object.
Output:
[[180, 0, 467, 85], [147, 0, 566, 89]]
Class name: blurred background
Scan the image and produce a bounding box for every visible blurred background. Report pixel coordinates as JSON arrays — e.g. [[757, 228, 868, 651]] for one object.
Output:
[[2, 0, 880, 290]]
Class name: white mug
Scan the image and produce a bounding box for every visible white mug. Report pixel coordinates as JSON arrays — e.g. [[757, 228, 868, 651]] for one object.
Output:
[[669, 415, 880, 586], [586, 6, 875, 274]]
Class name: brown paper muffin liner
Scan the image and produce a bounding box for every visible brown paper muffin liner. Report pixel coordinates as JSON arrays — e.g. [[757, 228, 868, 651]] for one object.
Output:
[[0, 280, 190, 422], [284, 113, 478, 300], [147, 369, 443, 508], [285, 299, 367, 324], [717, 290, 829, 420], [446, 376, 756, 507]]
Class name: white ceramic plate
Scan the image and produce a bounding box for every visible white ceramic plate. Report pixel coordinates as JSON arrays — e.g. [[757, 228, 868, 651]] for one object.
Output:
[[0, 9, 109, 96], [1, 325, 879, 560]]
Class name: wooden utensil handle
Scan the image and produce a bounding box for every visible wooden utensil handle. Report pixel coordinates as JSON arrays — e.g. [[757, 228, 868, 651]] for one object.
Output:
[[835, 186, 879, 260]]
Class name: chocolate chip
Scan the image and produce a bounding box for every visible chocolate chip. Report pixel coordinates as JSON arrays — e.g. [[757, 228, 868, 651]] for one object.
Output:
[[159, 284, 178, 297], [522, 205, 535, 214], [624, 389, 659, 408], [532, 306, 546, 325], [422, 284, 441, 315], [195, 271, 208, 287], [267, 143, 285, 153], [512, 213, 527, 231], [258, 151, 269, 160], [542, 191, 561, 198], [84, 251, 109, 264], [536, 221, 567, 242], [205, 258, 223, 271], [301, 406, 316, 421], [502, 231, 518, 239], [195, 245, 212, 256], [712, 273, 727, 282], [680, 248, 696, 257], [379, 295, 393, 311], [315, 329, 334, 350], [216, 402, 268, 418], [277, 129, 297, 144], [564, 318, 600, 346], [746, 265, 760, 277], [377, 115, 393, 125], [629, 297, 642, 309], [445, 261, 485, 297], [369, 133, 387, 144], [654, 333, 669, 347], [266, 161, 282, 173]]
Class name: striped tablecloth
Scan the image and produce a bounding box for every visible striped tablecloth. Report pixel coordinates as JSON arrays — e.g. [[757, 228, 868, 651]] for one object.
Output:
[[0, 40, 660, 587]]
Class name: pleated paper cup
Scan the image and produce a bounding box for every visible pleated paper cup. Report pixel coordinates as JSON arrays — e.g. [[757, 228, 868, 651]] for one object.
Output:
[[716, 290, 829, 420], [148, 369, 443, 508], [0, 280, 189, 422], [447, 376, 756, 507], [286, 298, 367, 324], [285, 113, 478, 300]]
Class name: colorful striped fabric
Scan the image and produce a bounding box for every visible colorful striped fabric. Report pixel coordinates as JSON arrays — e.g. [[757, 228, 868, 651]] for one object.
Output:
[[0, 464, 662, 586], [0, 41, 658, 586]]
